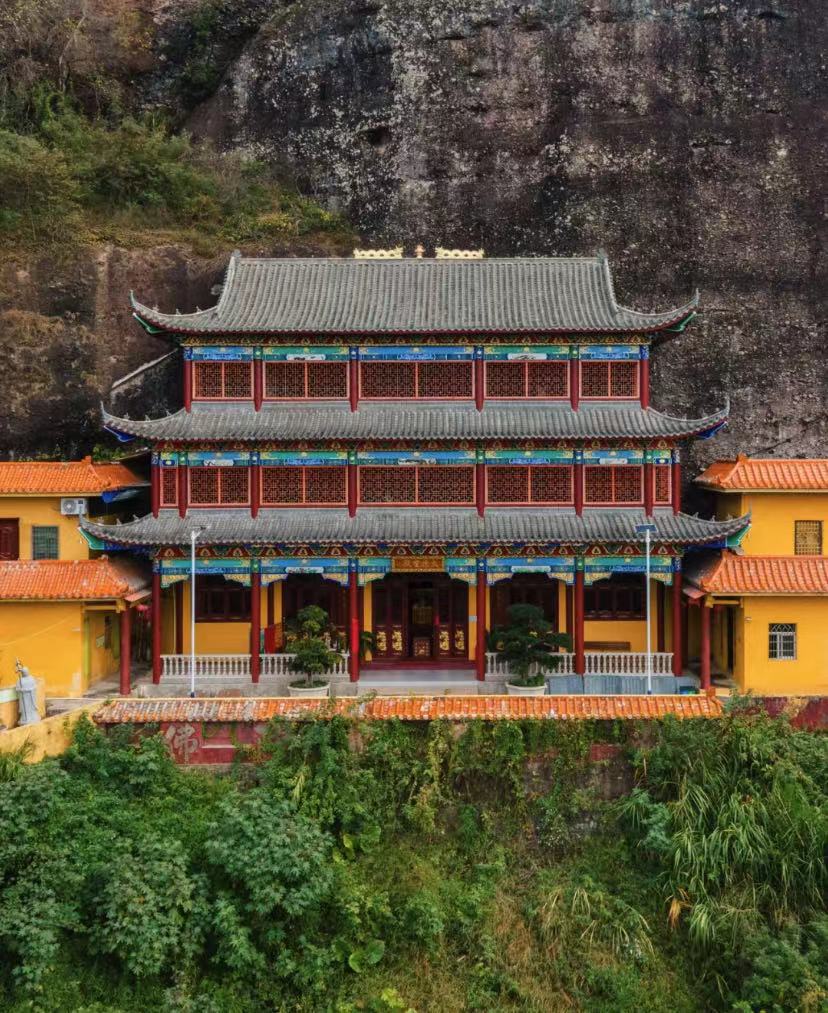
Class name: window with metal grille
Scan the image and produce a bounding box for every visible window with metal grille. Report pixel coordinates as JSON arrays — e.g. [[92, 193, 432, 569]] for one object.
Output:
[[768, 623, 796, 660], [487, 465, 574, 504], [485, 361, 569, 399], [585, 577, 646, 619], [360, 361, 473, 399], [794, 520, 822, 555], [31, 525, 58, 559], [580, 361, 639, 399], [263, 361, 348, 399], [160, 468, 178, 506], [193, 361, 253, 400], [584, 465, 643, 504], [358, 466, 474, 504], [196, 574, 251, 622], [189, 468, 250, 505], [653, 464, 672, 505], [261, 466, 346, 506]]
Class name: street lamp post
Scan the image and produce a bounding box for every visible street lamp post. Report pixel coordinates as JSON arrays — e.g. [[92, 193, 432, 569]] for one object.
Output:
[[189, 526, 208, 698], [635, 523, 658, 695]]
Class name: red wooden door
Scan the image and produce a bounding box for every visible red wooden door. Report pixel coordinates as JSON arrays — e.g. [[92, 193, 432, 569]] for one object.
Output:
[[372, 578, 406, 659], [0, 520, 19, 560], [436, 580, 468, 658]]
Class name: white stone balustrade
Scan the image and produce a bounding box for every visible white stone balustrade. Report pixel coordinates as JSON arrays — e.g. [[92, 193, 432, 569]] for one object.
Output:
[[485, 651, 673, 678], [161, 652, 349, 681]]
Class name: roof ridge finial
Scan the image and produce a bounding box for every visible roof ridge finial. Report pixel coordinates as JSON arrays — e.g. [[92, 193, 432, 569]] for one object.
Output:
[[414, 244, 425, 259]]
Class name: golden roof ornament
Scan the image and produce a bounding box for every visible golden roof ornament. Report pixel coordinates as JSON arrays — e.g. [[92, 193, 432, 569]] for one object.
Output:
[[435, 247, 485, 259], [352, 247, 403, 259]]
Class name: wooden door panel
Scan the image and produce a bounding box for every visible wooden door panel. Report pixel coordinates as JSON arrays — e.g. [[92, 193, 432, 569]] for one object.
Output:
[[0, 520, 19, 560]]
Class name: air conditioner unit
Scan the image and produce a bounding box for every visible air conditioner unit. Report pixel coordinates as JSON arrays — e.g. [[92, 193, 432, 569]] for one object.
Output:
[[60, 497, 88, 516]]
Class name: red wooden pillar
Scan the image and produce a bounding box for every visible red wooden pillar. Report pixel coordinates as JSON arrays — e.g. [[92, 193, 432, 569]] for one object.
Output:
[[672, 571, 683, 675], [347, 458, 357, 517], [253, 356, 263, 411], [183, 356, 193, 412], [574, 453, 584, 516], [475, 561, 486, 681], [569, 353, 580, 410], [474, 348, 485, 410], [640, 348, 650, 409], [119, 607, 132, 695], [251, 459, 261, 518], [349, 567, 360, 682], [250, 569, 261, 684], [644, 459, 654, 517], [151, 570, 162, 684], [565, 584, 573, 639], [349, 349, 359, 412], [151, 457, 160, 518], [672, 452, 682, 515], [475, 454, 485, 518], [174, 580, 184, 655], [656, 581, 665, 653], [574, 569, 585, 676], [178, 461, 188, 519], [699, 597, 711, 690]]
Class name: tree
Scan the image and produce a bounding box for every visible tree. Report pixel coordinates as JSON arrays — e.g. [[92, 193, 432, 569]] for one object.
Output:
[[489, 603, 571, 687]]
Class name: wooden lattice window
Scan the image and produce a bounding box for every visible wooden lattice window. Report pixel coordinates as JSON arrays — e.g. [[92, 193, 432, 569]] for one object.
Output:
[[360, 361, 473, 399], [653, 464, 672, 505], [261, 466, 346, 506], [585, 577, 646, 619], [193, 361, 253, 400], [358, 466, 474, 504], [794, 520, 823, 555], [485, 361, 568, 399], [195, 574, 251, 622], [189, 467, 250, 506], [487, 465, 573, 504], [264, 361, 348, 399], [580, 361, 639, 399], [160, 468, 178, 506], [584, 465, 643, 505]]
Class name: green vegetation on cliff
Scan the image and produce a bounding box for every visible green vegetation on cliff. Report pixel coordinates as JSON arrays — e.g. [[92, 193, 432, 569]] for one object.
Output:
[[0, 711, 824, 1011]]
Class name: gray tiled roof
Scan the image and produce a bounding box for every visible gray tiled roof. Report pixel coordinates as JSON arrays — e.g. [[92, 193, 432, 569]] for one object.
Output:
[[130, 254, 699, 336], [103, 401, 728, 443], [82, 507, 748, 548]]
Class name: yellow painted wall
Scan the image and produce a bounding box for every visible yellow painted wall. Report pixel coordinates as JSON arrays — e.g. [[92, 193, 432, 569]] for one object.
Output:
[[737, 596, 828, 695], [86, 609, 120, 682], [0, 703, 101, 761], [0, 496, 91, 560], [724, 492, 828, 556], [583, 579, 661, 652], [178, 581, 263, 655], [0, 601, 85, 696]]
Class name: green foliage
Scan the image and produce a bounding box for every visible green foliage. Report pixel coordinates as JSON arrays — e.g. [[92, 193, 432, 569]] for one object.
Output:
[[489, 602, 571, 686], [0, 711, 823, 1011]]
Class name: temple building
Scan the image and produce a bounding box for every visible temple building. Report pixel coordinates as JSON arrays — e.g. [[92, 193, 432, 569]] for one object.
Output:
[[82, 251, 747, 695], [687, 457, 828, 696]]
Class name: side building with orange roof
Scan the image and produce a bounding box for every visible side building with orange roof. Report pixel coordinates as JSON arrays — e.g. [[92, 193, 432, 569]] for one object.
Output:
[[687, 457, 828, 696], [0, 459, 150, 715]]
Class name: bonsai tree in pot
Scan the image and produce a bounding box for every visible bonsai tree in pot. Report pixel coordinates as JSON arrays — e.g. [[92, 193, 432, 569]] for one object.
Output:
[[288, 605, 343, 698], [489, 603, 572, 696]]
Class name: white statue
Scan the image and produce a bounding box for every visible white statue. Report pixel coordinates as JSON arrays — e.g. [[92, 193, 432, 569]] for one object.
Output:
[[14, 659, 40, 726]]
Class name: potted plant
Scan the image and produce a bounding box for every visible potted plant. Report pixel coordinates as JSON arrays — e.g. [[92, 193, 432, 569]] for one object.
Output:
[[287, 605, 342, 698], [489, 603, 571, 696]]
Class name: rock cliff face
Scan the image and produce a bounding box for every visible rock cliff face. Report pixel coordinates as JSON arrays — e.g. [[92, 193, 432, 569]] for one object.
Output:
[[2, 0, 825, 478], [182, 0, 826, 476]]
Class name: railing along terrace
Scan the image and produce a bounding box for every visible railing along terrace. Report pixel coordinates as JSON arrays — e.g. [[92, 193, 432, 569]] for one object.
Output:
[[485, 652, 673, 678], [160, 653, 350, 680]]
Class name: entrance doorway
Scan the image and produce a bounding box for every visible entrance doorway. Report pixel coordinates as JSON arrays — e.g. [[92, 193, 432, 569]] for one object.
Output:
[[371, 574, 468, 663]]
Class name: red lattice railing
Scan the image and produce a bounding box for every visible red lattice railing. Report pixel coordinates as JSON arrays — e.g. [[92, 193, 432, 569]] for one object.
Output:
[[360, 361, 473, 399], [485, 361, 569, 399], [487, 465, 573, 504], [584, 465, 643, 504], [579, 361, 639, 399], [264, 361, 348, 399], [653, 464, 671, 505], [193, 362, 253, 400], [160, 468, 178, 506], [358, 466, 475, 504], [189, 468, 250, 506], [261, 466, 346, 506]]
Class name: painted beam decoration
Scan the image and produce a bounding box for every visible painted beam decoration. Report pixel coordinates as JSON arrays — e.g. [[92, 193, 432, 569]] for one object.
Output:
[[157, 557, 253, 587], [583, 555, 677, 585], [357, 449, 476, 465], [261, 557, 349, 585], [259, 450, 348, 466], [583, 448, 644, 465], [485, 449, 574, 464], [579, 344, 643, 361], [186, 450, 251, 467], [262, 346, 348, 361], [484, 345, 569, 361], [359, 345, 474, 361], [185, 345, 255, 361], [486, 557, 576, 585]]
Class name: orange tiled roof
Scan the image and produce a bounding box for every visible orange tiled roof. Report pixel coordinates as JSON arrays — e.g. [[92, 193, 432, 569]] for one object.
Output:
[[0, 458, 146, 495], [94, 694, 723, 725], [696, 456, 828, 492], [0, 559, 150, 601], [695, 553, 828, 595]]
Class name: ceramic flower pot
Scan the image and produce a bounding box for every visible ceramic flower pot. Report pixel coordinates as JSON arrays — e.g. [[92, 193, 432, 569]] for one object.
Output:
[[288, 682, 331, 698], [505, 682, 546, 696]]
